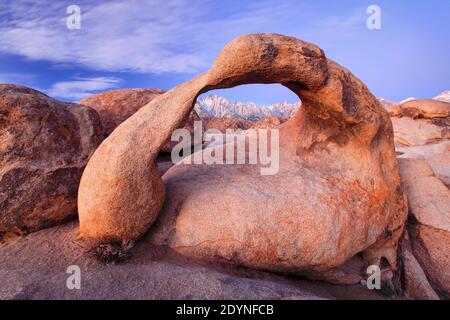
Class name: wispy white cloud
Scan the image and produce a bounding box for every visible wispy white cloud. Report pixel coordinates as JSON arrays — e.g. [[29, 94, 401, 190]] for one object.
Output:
[[0, 0, 364, 74], [46, 76, 122, 100], [0, 0, 218, 73], [0, 72, 37, 86]]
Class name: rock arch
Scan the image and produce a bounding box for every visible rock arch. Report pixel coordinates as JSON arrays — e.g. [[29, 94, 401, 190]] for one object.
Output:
[[77, 33, 406, 275]]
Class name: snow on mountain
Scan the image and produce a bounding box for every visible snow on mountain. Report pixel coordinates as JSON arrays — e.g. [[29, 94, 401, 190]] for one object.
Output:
[[434, 91, 450, 103], [377, 97, 396, 108], [194, 91, 449, 121], [194, 94, 300, 120], [400, 97, 416, 104]]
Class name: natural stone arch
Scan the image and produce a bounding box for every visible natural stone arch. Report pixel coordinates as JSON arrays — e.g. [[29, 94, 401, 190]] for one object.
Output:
[[77, 33, 406, 276]]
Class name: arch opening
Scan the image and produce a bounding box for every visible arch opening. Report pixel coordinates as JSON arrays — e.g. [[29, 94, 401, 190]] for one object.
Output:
[[157, 83, 301, 170]]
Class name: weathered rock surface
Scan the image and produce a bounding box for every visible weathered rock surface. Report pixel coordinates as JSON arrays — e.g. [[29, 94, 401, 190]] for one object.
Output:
[[392, 97, 450, 189], [77, 33, 406, 281], [385, 104, 402, 117], [393, 99, 450, 119], [80, 88, 165, 136], [0, 84, 103, 236], [160, 110, 202, 153], [397, 141, 450, 188], [392, 117, 448, 147], [0, 222, 389, 300], [409, 224, 450, 299], [401, 234, 439, 300], [398, 159, 450, 232], [157, 160, 174, 176], [397, 158, 449, 299], [80, 88, 202, 154]]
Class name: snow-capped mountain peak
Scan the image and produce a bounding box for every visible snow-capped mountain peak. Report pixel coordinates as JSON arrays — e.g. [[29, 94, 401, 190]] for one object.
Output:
[[194, 94, 300, 120]]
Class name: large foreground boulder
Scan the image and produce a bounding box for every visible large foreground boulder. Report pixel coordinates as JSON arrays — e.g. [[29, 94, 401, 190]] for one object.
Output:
[[77, 34, 407, 281], [0, 222, 388, 300], [0, 84, 103, 236]]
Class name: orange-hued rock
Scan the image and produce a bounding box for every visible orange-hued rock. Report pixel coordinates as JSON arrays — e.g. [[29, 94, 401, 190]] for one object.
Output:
[[252, 116, 283, 128], [397, 141, 450, 188], [397, 158, 450, 298], [401, 234, 439, 300], [392, 117, 448, 147], [78, 34, 406, 278], [385, 104, 402, 117], [409, 224, 450, 299], [0, 84, 103, 236], [160, 110, 202, 153], [398, 159, 450, 232], [394, 99, 450, 119], [390, 99, 449, 151], [80, 88, 165, 136], [80, 88, 202, 154]]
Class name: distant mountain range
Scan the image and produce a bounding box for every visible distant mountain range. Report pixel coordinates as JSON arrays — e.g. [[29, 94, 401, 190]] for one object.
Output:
[[194, 91, 449, 121], [194, 94, 299, 120]]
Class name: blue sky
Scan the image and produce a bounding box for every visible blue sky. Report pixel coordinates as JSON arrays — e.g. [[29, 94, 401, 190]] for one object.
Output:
[[0, 0, 449, 103]]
